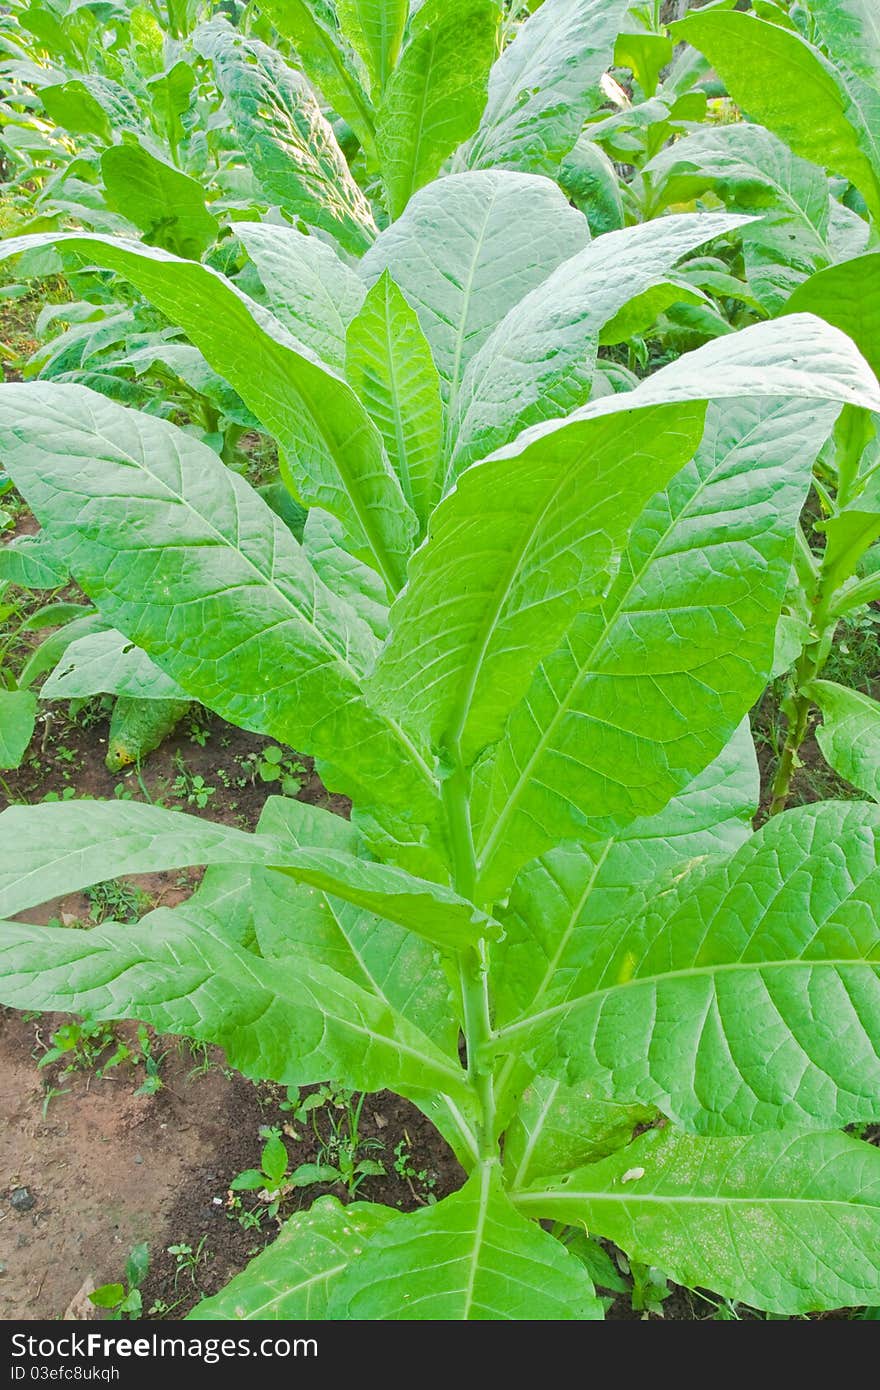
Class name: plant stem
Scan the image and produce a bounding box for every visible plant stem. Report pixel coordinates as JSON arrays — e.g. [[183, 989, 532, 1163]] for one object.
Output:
[[442, 757, 497, 1162]]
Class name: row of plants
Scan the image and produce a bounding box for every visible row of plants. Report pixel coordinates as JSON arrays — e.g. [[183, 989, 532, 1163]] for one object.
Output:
[[1, 0, 880, 1320]]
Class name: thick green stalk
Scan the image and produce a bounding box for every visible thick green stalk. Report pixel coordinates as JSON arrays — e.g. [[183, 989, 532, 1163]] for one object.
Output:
[[442, 756, 497, 1163], [769, 575, 837, 817]]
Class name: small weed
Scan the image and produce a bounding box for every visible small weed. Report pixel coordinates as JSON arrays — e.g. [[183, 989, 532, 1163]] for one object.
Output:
[[172, 753, 216, 807], [167, 1235, 210, 1290], [89, 1243, 149, 1320], [86, 878, 152, 925], [392, 1134, 436, 1201]]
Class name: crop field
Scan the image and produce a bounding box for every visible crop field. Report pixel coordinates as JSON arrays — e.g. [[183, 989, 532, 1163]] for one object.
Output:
[[0, 0, 879, 1329]]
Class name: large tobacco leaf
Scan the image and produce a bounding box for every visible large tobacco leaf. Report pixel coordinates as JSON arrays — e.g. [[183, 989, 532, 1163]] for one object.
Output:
[[467, 0, 631, 174], [516, 1127, 880, 1314]]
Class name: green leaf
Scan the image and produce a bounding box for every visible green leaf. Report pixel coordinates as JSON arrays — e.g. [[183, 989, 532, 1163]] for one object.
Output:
[[0, 908, 472, 1108], [330, 1164, 603, 1319], [360, 169, 589, 417], [261, 1133, 289, 1187], [492, 722, 759, 1033], [785, 253, 880, 380], [0, 382, 438, 846], [252, 796, 457, 1051], [516, 1127, 880, 1315], [0, 689, 36, 770], [125, 1242, 149, 1289], [614, 29, 672, 99], [472, 320, 880, 894], [41, 630, 188, 702], [195, 19, 377, 254], [806, 678, 880, 800], [674, 9, 880, 224], [88, 1283, 124, 1309], [467, 0, 632, 174], [496, 801, 880, 1135], [644, 123, 834, 313], [0, 797, 494, 953], [337, 0, 408, 93], [375, 0, 499, 219], [504, 1079, 654, 1190], [451, 211, 750, 474], [188, 1197, 393, 1319], [808, 0, 880, 89], [260, 0, 376, 154], [0, 801, 269, 920], [371, 397, 707, 768], [289, 1163, 340, 1187], [0, 533, 67, 589], [345, 270, 444, 533], [100, 142, 219, 261], [236, 222, 365, 371], [302, 509, 389, 642], [0, 232, 415, 591], [229, 1170, 266, 1192]]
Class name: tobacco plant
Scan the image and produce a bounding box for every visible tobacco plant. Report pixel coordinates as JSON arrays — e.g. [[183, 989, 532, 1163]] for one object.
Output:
[[1, 166, 880, 1317]]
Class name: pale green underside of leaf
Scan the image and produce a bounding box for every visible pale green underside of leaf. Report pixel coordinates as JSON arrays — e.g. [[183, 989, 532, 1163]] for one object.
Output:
[[41, 629, 187, 702], [471, 318, 880, 894], [807, 678, 880, 801], [0, 689, 36, 769], [0, 381, 441, 853], [235, 221, 365, 372], [0, 797, 493, 952], [498, 801, 880, 1135], [330, 1164, 603, 1319], [195, 19, 377, 253], [359, 170, 589, 418], [376, 0, 499, 220], [189, 1198, 394, 1320], [467, 0, 632, 174], [675, 10, 880, 224], [345, 270, 444, 533], [450, 209, 751, 475], [0, 532, 67, 589], [0, 908, 472, 1111], [0, 231, 415, 591], [516, 1127, 880, 1315]]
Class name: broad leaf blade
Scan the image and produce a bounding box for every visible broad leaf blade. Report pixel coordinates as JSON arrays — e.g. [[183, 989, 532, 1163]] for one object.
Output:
[[375, 0, 499, 219], [451, 210, 751, 475], [785, 253, 880, 380], [0, 231, 415, 590], [504, 1080, 654, 1191], [196, 19, 377, 253], [189, 1198, 394, 1319], [330, 1165, 602, 1319], [467, 0, 631, 174], [809, 0, 880, 90], [337, 0, 408, 94], [0, 689, 36, 770], [260, 0, 376, 153], [674, 9, 880, 223], [497, 801, 880, 1135], [360, 170, 589, 418], [516, 1127, 880, 1315], [807, 678, 880, 800], [100, 142, 218, 261], [473, 320, 880, 893], [0, 909, 472, 1108], [345, 270, 444, 532], [0, 383, 440, 850], [236, 222, 365, 372], [41, 629, 188, 702]]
